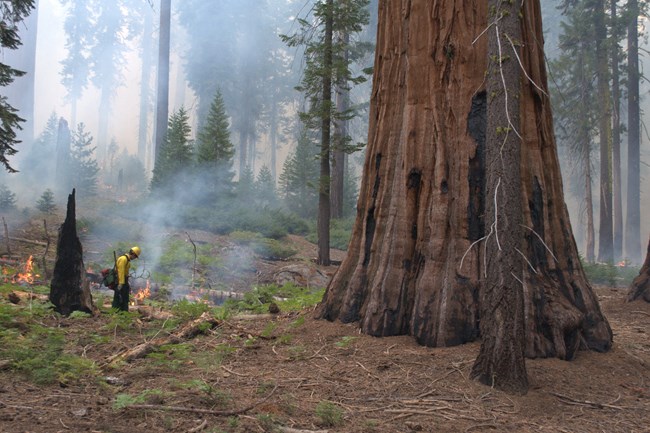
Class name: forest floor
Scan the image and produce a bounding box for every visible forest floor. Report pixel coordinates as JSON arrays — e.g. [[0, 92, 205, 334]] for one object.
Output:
[[0, 214, 649, 433]]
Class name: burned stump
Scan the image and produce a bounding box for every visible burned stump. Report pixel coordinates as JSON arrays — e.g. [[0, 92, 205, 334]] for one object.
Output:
[[628, 236, 650, 302], [49, 189, 95, 315]]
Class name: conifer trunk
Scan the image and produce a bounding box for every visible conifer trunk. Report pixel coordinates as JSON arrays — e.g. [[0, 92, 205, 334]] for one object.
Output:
[[316, 0, 612, 359], [470, 0, 528, 394]]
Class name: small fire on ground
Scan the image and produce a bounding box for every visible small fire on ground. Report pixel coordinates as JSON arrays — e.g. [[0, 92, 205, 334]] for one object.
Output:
[[131, 280, 151, 305], [2, 255, 40, 285]]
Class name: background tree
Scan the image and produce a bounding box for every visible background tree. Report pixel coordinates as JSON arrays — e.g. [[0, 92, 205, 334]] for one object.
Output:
[[196, 90, 235, 198], [153, 0, 171, 167], [282, 0, 371, 265], [69, 123, 99, 198], [0, 0, 35, 172], [549, 2, 598, 262], [610, 0, 624, 262], [36, 188, 56, 214], [255, 165, 277, 207], [0, 185, 17, 211], [626, 0, 642, 262], [3, 0, 38, 146], [316, 0, 612, 361], [151, 107, 194, 191], [60, 0, 93, 127], [88, 0, 131, 164], [593, 0, 613, 263], [279, 131, 319, 219]]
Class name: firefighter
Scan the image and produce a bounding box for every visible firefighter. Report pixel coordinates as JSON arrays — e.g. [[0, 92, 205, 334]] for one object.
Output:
[[111, 246, 141, 311]]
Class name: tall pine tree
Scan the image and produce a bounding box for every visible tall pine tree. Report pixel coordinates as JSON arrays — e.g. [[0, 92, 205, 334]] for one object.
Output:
[[0, 0, 35, 172], [196, 90, 235, 197], [151, 107, 194, 191]]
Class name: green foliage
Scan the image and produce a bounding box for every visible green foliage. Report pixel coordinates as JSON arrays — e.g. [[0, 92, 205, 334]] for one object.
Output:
[[307, 217, 354, 250], [335, 336, 358, 349], [582, 260, 640, 287], [147, 343, 193, 370], [196, 89, 235, 196], [114, 389, 171, 410], [178, 379, 232, 407], [224, 283, 325, 314], [36, 189, 57, 213], [278, 131, 319, 218], [0, 0, 35, 173], [255, 165, 278, 206], [170, 299, 212, 321], [315, 401, 344, 427], [0, 184, 17, 211], [68, 310, 92, 319], [230, 231, 297, 260], [151, 106, 194, 191], [69, 123, 99, 198], [0, 317, 97, 385]]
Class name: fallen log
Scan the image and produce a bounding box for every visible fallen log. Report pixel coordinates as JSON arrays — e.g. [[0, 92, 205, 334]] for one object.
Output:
[[0, 235, 48, 247], [6, 290, 50, 304], [134, 305, 175, 320], [107, 312, 220, 364]]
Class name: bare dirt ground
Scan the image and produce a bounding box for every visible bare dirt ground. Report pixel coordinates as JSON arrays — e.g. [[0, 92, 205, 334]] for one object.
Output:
[[0, 216, 649, 433]]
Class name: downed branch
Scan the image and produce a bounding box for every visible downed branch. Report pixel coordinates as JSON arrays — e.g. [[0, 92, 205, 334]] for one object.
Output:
[[0, 235, 48, 247], [134, 305, 175, 320], [6, 290, 49, 304], [124, 384, 278, 416], [279, 428, 330, 433], [107, 312, 219, 364], [550, 392, 624, 410]]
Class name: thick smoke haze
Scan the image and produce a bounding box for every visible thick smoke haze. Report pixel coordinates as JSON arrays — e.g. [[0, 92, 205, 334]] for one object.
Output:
[[0, 0, 649, 273]]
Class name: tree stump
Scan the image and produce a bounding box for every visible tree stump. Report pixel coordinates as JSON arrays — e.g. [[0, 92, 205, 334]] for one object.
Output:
[[628, 236, 650, 302], [49, 189, 95, 315]]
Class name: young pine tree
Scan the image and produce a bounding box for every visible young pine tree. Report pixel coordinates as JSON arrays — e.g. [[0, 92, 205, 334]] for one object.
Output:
[[69, 123, 99, 198], [0, 185, 17, 211], [255, 164, 277, 207], [278, 132, 319, 219], [151, 106, 194, 191], [36, 189, 57, 213], [196, 90, 235, 197]]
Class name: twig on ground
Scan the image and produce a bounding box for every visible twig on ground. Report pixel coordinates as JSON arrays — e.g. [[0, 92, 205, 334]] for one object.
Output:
[[126, 384, 278, 416], [221, 365, 248, 377], [550, 392, 624, 410], [187, 419, 208, 432]]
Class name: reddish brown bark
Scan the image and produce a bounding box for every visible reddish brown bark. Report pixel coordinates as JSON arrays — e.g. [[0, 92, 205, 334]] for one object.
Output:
[[315, 0, 612, 360], [628, 236, 650, 302]]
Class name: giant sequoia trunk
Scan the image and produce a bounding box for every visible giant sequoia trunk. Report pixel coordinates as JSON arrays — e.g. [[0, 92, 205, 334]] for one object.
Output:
[[49, 189, 95, 316], [316, 0, 612, 359]]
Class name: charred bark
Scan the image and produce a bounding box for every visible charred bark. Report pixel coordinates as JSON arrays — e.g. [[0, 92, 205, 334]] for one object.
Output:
[[315, 0, 612, 359], [49, 189, 95, 316], [627, 236, 650, 302]]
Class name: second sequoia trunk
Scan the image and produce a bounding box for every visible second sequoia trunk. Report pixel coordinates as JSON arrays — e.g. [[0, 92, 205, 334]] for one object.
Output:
[[315, 0, 612, 359]]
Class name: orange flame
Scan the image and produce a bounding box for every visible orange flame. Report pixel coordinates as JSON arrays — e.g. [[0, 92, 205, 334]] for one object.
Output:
[[131, 280, 151, 304], [13, 255, 38, 284]]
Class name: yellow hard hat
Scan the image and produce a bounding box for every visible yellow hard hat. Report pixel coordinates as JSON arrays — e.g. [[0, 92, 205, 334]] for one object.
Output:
[[130, 246, 141, 257]]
